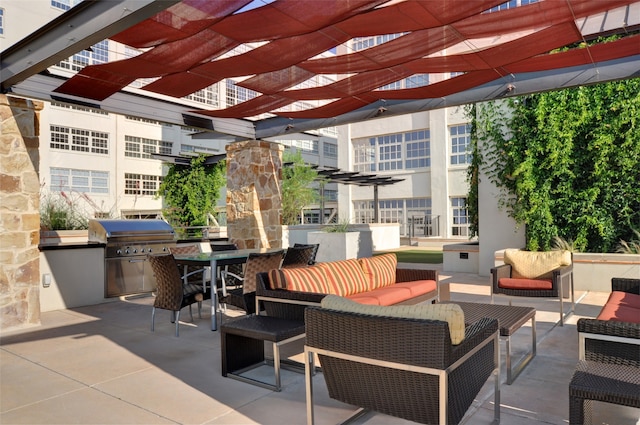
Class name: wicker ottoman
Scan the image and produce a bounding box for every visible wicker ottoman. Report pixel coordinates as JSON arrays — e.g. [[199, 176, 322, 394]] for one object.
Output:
[[569, 360, 640, 424]]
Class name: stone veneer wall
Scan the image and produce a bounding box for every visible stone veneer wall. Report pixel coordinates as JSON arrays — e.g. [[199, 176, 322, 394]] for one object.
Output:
[[0, 95, 43, 330], [226, 140, 283, 249]]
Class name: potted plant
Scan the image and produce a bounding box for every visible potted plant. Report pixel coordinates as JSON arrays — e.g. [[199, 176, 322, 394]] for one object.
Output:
[[307, 218, 372, 262]]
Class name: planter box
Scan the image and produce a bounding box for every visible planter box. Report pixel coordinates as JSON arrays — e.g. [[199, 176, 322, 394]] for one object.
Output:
[[444, 242, 479, 273], [307, 230, 372, 263]]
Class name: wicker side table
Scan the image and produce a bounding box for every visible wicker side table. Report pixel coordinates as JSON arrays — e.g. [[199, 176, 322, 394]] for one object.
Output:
[[221, 314, 306, 391], [569, 360, 640, 424], [444, 301, 536, 384]]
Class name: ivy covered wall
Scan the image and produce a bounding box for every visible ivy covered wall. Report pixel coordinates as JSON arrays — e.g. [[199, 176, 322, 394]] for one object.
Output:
[[469, 78, 640, 253]]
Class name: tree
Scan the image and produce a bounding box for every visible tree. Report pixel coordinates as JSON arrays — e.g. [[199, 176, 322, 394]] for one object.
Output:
[[157, 154, 226, 231], [281, 150, 319, 225]]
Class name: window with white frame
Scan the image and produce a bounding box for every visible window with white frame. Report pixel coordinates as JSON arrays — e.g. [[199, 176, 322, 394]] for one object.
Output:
[[57, 40, 108, 72], [353, 129, 430, 172], [226, 79, 258, 106], [297, 139, 319, 154], [353, 139, 376, 172], [124, 136, 172, 159], [52, 102, 108, 115], [405, 130, 430, 169], [50, 125, 109, 154], [450, 123, 471, 165], [184, 85, 219, 107], [378, 199, 404, 224], [0, 8, 4, 35], [486, 0, 538, 13], [377, 134, 403, 171], [406, 198, 435, 236], [51, 0, 83, 11], [353, 200, 375, 224], [451, 197, 470, 237], [323, 142, 338, 159], [50, 168, 108, 194], [124, 173, 162, 196]]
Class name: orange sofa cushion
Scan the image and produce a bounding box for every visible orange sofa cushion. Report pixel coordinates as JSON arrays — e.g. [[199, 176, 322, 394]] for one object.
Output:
[[316, 259, 370, 296], [269, 266, 333, 294], [596, 291, 640, 323], [499, 278, 553, 290], [358, 253, 397, 289]]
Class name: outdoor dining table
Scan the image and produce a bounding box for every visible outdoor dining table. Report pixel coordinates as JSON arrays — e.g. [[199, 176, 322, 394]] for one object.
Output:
[[173, 248, 283, 331]]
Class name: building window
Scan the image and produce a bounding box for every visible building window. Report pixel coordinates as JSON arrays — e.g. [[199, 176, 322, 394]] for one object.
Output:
[[353, 200, 375, 224], [352, 33, 406, 51], [52, 102, 108, 115], [353, 139, 375, 172], [50, 125, 109, 154], [405, 130, 430, 169], [405, 74, 429, 88], [226, 79, 258, 107], [184, 85, 219, 107], [450, 123, 471, 165], [486, 0, 538, 13], [324, 189, 338, 202], [57, 40, 108, 72], [323, 142, 338, 159], [406, 198, 436, 236], [377, 134, 403, 171], [451, 197, 470, 237], [124, 173, 161, 196], [50, 168, 109, 194], [125, 136, 172, 159], [0, 8, 4, 35], [51, 0, 79, 11], [354, 129, 430, 172], [378, 199, 404, 224]]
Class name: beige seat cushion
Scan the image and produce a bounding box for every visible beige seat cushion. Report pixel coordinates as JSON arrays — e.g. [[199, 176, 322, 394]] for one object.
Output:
[[321, 294, 466, 344], [503, 249, 572, 279]]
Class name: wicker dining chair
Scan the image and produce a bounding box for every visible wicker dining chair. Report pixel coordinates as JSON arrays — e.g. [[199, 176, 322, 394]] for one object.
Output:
[[293, 243, 319, 264], [148, 254, 205, 337], [220, 249, 284, 315], [281, 244, 317, 268]]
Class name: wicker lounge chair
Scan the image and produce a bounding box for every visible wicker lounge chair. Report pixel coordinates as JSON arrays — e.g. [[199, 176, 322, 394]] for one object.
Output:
[[491, 249, 574, 325], [303, 306, 500, 425]]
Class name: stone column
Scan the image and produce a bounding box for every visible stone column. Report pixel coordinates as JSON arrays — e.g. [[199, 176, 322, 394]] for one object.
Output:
[[0, 95, 43, 330], [226, 140, 283, 249]]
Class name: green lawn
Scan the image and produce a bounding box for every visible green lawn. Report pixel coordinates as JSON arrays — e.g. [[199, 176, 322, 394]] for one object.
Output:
[[375, 250, 443, 264]]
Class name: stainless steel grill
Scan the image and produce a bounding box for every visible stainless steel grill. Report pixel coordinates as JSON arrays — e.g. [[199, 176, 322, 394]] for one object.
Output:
[[89, 219, 176, 297]]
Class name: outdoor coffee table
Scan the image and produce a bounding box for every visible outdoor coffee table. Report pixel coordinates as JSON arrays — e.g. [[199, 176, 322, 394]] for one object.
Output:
[[443, 301, 536, 384]]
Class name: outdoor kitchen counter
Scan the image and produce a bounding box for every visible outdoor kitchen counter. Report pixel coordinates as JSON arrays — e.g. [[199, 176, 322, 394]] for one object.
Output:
[[39, 242, 105, 250]]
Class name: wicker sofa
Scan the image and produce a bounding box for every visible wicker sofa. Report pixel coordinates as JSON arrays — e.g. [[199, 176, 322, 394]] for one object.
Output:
[[255, 254, 439, 321], [577, 277, 640, 364], [569, 278, 640, 424], [303, 301, 500, 424]]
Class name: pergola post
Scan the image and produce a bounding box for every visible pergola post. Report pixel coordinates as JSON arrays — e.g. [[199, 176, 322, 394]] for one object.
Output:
[[0, 94, 43, 329], [225, 140, 283, 249]]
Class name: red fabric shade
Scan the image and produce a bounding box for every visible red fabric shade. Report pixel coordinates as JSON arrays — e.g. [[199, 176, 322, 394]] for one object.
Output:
[[53, 0, 638, 120]]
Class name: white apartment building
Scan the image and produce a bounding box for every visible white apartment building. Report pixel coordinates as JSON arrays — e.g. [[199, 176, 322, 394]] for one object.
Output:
[[3, 0, 471, 239], [1, 0, 339, 224]]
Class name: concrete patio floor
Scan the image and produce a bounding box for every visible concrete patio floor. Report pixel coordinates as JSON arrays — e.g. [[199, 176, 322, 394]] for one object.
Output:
[[1, 263, 639, 425]]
